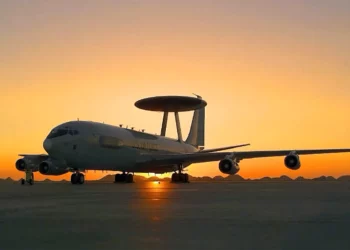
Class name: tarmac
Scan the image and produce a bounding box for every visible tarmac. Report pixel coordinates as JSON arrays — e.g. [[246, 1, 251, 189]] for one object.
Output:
[[0, 181, 350, 250]]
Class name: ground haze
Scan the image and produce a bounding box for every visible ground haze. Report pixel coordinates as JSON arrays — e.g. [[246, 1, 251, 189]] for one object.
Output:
[[0, 181, 349, 250]]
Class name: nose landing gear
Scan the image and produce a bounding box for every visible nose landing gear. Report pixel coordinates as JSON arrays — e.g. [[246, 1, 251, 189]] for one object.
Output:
[[71, 172, 85, 185]]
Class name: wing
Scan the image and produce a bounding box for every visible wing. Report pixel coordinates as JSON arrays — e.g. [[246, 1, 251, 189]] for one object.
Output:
[[137, 148, 350, 166], [19, 154, 49, 160], [19, 154, 48, 157], [17, 154, 49, 171], [199, 143, 250, 153]]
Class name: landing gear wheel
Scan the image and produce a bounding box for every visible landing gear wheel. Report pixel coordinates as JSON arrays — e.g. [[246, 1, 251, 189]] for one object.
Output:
[[171, 173, 189, 183], [126, 174, 133, 183], [71, 173, 84, 185], [183, 173, 189, 183], [171, 173, 179, 182], [22, 170, 34, 185], [78, 173, 85, 184], [115, 174, 121, 183], [29, 173, 34, 185], [115, 173, 134, 183], [71, 173, 78, 184]]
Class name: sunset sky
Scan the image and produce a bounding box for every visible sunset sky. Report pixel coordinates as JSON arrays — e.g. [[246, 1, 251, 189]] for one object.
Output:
[[1, 0, 349, 181]]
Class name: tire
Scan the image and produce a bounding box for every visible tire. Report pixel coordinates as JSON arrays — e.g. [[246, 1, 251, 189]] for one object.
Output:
[[71, 173, 78, 184], [126, 174, 133, 183], [115, 174, 121, 183], [179, 173, 184, 182], [183, 173, 189, 183], [78, 174, 85, 184], [171, 173, 179, 182]]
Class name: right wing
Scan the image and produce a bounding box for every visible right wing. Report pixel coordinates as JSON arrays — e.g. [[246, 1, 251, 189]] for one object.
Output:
[[18, 154, 49, 161], [17, 154, 50, 171]]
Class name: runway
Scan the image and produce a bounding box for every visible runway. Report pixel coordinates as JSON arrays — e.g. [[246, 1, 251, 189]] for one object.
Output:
[[1, 181, 350, 250]]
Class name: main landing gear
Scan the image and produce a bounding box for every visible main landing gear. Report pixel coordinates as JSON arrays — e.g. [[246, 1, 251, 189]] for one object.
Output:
[[20, 170, 34, 185], [171, 165, 189, 183], [71, 172, 85, 185], [114, 172, 134, 183]]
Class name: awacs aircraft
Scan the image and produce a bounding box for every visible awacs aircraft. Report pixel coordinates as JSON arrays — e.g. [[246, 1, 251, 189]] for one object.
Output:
[[16, 95, 350, 185]]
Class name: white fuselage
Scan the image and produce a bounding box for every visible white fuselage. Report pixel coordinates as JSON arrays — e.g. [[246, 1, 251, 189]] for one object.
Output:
[[43, 121, 199, 173]]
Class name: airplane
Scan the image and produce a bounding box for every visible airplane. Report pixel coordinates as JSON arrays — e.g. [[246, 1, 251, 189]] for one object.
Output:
[[15, 95, 350, 185]]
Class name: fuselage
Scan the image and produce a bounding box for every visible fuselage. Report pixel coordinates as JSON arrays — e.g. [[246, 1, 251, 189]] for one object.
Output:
[[43, 121, 199, 173]]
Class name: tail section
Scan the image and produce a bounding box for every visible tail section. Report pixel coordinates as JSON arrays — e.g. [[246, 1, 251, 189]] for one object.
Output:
[[185, 96, 205, 148]]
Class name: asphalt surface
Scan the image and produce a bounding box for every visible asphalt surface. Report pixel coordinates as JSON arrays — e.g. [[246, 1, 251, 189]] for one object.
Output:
[[0, 181, 350, 250]]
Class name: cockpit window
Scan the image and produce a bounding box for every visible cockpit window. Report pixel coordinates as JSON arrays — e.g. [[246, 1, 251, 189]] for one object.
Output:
[[69, 130, 79, 135], [47, 127, 79, 139], [47, 128, 68, 139]]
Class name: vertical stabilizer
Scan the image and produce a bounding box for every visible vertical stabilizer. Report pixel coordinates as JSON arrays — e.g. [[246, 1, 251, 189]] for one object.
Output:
[[185, 104, 205, 148]]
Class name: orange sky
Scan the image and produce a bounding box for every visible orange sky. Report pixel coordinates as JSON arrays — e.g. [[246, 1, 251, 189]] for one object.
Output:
[[1, 0, 349, 180]]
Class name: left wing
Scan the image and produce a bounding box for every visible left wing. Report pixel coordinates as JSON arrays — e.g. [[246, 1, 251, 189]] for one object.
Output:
[[137, 148, 350, 166], [198, 143, 250, 153]]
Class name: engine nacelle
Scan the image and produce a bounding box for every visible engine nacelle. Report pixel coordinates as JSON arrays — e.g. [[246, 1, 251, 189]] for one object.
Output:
[[15, 158, 40, 171], [39, 161, 68, 175], [284, 153, 301, 170], [219, 158, 240, 175], [15, 159, 27, 171]]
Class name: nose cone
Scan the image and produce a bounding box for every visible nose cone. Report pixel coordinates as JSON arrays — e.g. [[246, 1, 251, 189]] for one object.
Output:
[[43, 139, 52, 152]]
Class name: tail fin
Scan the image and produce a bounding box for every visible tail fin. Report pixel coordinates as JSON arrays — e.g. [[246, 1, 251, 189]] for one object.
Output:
[[185, 99, 205, 148]]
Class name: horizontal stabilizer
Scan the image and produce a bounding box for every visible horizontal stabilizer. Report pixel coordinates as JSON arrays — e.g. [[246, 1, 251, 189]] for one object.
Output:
[[198, 143, 250, 153]]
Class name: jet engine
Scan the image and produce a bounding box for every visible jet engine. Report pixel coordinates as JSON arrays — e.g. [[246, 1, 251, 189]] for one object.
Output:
[[15, 158, 41, 171], [219, 158, 240, 175], [15, 159, 27, 171], [284, 152, 301, 170], [39, 161, 68, 175]]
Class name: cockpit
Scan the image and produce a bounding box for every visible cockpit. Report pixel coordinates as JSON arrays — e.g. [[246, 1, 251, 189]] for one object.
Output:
[[47, 127, 79, 139]]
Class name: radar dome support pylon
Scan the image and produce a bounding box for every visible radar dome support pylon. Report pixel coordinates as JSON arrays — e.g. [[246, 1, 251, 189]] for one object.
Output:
[[161, 112, 168, 137], [160, 111, 184, 142], [174, 111, 183, 142]]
